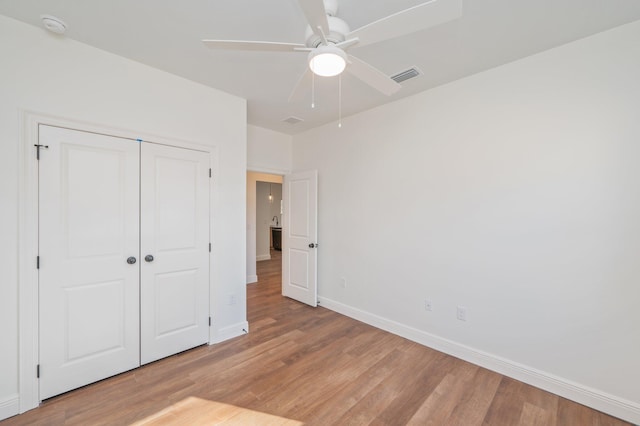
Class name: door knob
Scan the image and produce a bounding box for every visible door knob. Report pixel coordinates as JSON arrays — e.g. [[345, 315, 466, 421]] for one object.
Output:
[[127, 256, 137, 264], [308, 243, 317, 248], [145, 255, 154, 262]]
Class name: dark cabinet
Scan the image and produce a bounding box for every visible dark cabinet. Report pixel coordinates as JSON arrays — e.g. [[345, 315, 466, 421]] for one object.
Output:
[[271, 227, 282, 251]]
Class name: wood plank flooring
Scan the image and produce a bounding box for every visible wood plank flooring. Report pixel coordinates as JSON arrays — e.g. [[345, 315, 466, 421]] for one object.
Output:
[[2, 250, 630, 425]]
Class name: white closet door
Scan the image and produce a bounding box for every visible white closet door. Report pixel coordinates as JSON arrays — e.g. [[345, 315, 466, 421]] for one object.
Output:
[[140, 143, 210, 364], [39, 125, 140, 400]]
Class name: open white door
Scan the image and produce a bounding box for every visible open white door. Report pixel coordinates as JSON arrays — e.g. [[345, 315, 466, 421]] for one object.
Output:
[[282, 170, 318, 307], [140, 143, 210, 364], [39, 125, 140, 399]]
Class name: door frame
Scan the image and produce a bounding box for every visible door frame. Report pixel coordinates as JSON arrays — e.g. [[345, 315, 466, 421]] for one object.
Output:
[[17, 111, 216, 412]]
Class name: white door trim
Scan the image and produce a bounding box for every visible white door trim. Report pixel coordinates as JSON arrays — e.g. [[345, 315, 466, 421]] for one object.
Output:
[[18, 112, 40, 413], [17, 111, 216, 413]]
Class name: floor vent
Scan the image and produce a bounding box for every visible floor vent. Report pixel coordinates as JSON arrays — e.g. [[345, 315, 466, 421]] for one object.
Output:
[[282, 116, 304, 125], [390, 67, 422, 83]]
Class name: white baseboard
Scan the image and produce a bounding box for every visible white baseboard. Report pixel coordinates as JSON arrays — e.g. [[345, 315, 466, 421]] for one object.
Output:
[[210, 321, 249, 344], [318, 296, 640, 425], [256, 254, 271, 261], [246, 274, 258, 284], [0, 394, 19, 421]]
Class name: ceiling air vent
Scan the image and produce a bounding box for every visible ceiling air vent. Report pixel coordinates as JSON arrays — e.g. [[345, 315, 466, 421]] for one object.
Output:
[[282, 116, 304, 125], [390, 67, 422, 84]]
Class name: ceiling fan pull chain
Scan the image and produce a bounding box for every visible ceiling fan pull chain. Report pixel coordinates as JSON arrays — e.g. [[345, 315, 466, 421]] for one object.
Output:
[[311, 71, 315, 109], [338, 74, 342, 128]]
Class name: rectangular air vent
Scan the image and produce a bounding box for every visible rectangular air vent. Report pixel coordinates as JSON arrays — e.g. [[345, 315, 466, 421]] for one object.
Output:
[[390, 67, 422, 84], [282, 116, 304, 125]]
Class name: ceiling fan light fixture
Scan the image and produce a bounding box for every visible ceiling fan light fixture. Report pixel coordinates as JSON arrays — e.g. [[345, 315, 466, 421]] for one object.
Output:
[[308, 45, 347, 77]]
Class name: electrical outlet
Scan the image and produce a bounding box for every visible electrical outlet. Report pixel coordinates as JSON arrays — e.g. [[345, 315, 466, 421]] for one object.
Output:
[[456, 306, 467, 321], [424, 299, 433, 311], [340, 277, 346, 288], [228, 295, 237, 306]]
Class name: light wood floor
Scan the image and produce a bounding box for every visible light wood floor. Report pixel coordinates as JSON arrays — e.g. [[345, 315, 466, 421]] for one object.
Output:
[[3, 250, 630, 425]]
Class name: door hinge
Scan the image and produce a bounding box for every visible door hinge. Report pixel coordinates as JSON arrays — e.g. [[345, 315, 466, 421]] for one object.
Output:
[[37, 364, 40, 378], [209, 317, 212, 327], [34, 144, 49, 160], [209, 168, 212, 178], [209, 243, 211, 253], [36, 256, 40, 269]]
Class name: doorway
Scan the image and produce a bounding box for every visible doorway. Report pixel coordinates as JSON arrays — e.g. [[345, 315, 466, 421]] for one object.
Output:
[[246, 172, 283, 284], [246, 170, 318, 307]]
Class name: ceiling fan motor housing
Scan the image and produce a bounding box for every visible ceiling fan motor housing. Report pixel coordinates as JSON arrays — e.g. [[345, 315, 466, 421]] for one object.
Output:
[[305, 16, 350, 47]]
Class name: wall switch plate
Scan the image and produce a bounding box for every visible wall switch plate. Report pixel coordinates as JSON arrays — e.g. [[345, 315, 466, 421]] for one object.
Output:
[[457, 306, 467, 321], [340, 277, 346, 288], [228, 295, 237, 306], [424, 299, 433, 311]]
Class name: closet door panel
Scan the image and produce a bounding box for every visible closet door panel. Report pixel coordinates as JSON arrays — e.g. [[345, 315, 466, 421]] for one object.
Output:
[[140, 143, 210, 364], [38, 125, 140, 400]]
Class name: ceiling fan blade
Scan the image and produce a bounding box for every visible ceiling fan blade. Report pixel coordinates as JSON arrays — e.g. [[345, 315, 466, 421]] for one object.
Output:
[[288, 68, 313, 103], [297, 0, 330, 38], [347, 0, 462, 48], [335, 38, 360, 51], [346, 55, 401, 96], [202, 39, 305, 52]]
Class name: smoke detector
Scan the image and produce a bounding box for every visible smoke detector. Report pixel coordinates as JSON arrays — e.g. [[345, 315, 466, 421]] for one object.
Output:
[[41, 15, 67, 34]]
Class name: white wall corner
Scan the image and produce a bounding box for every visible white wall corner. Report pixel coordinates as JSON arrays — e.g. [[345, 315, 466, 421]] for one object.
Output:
[[0, 394, 20, 421], [317, 296, 640, 425], [256, 254, 271, 262], [210, 321, 249, 344], [246, 275, 258, 284]]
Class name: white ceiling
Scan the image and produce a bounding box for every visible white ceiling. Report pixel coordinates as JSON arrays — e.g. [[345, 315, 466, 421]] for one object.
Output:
[[2, 0, 640, 135]]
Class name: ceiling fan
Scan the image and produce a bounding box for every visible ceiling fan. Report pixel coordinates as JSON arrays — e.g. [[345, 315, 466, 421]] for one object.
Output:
[[203, 0, 462, 101]]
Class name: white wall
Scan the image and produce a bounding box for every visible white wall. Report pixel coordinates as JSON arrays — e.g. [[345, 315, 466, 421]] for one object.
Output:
[[270, 184, 283, 228], [247, 124, 292, 174], [256, 182, 282, 260], [246, 173, 282, 283], [256, 182, 272, 260], [292, 21, 640, 423], [0, 15, 247, 419]]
